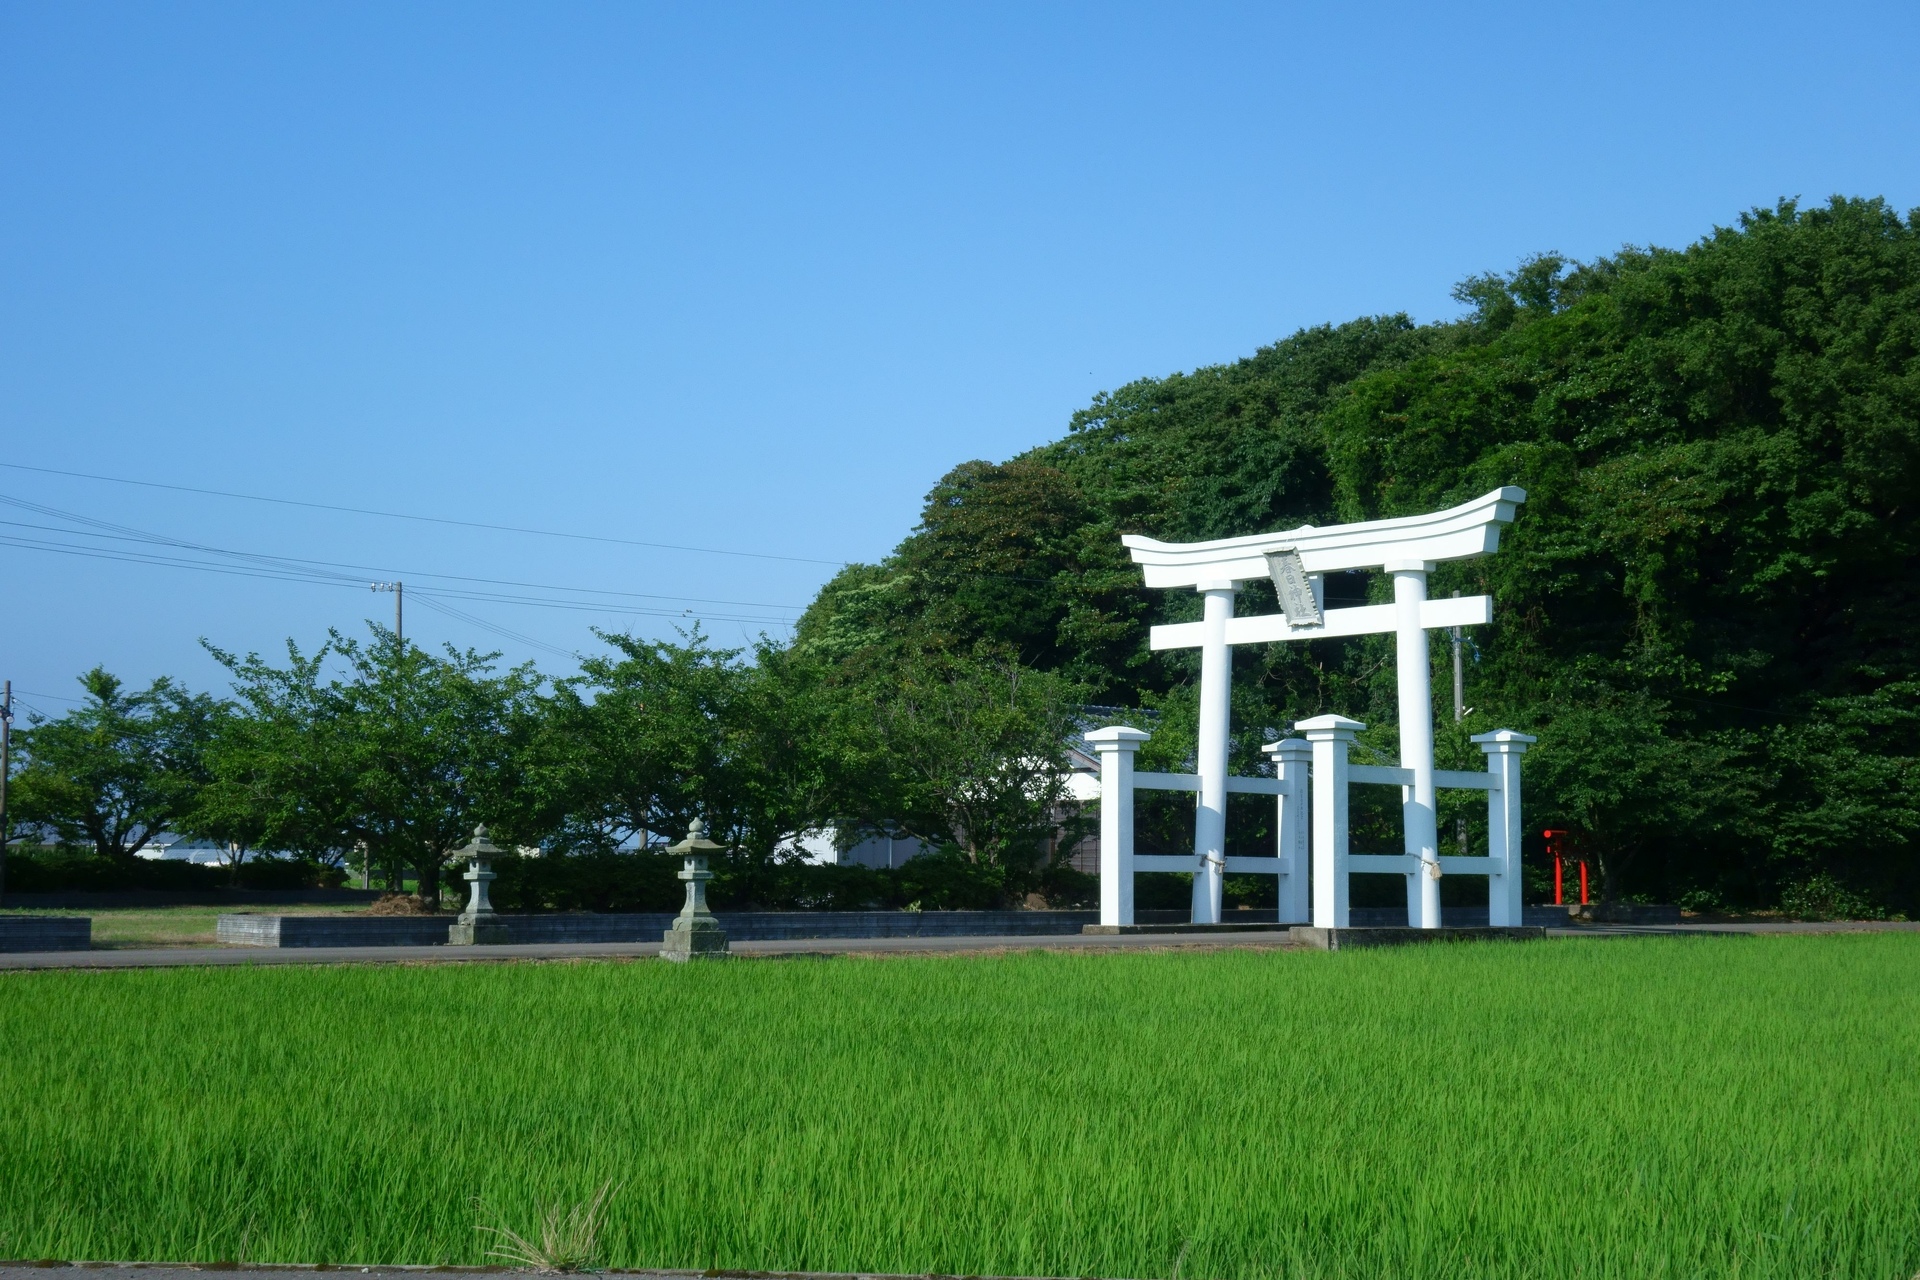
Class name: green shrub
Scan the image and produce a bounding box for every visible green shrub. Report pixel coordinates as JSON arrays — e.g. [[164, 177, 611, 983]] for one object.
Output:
[[1779, 873, 1894, 921], [486, 846, 1070, 913], [1, 846, 344, 892]]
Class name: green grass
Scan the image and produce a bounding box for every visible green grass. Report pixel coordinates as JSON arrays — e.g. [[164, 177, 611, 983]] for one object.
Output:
[[0, 904, 371, 948], [0, 936, 1916, 1278]]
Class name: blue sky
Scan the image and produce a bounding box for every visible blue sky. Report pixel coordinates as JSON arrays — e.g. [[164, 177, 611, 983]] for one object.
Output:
[[3, 0, 1916, 714]]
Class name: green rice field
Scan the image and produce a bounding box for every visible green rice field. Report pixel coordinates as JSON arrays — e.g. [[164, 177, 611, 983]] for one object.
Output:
[[2, 935, 1916, 1278]]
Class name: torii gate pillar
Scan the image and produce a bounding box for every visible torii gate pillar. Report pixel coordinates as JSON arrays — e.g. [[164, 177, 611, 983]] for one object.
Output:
[[1391, 563, 1442, 927], [1192, 583, 1235, 923]]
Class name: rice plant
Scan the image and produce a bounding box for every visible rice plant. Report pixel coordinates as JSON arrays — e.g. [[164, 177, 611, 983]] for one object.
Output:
[[0, 935, 1915, 1278]]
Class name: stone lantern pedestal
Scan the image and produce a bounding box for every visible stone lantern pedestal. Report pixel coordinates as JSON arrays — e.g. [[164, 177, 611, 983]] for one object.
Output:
[[661, 818, 729, 962], [446, 825, 512, 945]]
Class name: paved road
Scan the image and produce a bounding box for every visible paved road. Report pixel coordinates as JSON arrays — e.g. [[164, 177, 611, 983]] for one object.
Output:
[[0, 1273, 904, 1280], [0, 919, 1914, 971], [0, 930, 1298, 970], [0, 1266, 1102, 1280]]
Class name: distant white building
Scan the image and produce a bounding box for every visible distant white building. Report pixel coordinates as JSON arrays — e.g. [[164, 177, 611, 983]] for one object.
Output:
[[793, 827, 928, 868], [137, 833, 295, 865], [795, 725, 1109, 871], [136, 833, 234, 865]]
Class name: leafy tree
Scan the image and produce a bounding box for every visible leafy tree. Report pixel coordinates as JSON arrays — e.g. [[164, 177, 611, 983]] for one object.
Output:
[[1320, 197, 1920, 906], [847, 646, 1083, 894], [9, 667, 217, 861], [707, 642, 885, 897], [180, 703, 300, 882], [511, 632, 888, 906], [514, 631, 735, 855], [209, 629, 539, 906]]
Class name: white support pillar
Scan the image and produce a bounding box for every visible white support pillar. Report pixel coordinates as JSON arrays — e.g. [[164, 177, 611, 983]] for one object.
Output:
[[1191, 582, 1236, 924], [1262, 738, 1312, 924], [1297, 714, 1363, 929], [1389, 561, 1442, 928], [1087, 726, 1151, 927], [1473, 729, 1536, 927]]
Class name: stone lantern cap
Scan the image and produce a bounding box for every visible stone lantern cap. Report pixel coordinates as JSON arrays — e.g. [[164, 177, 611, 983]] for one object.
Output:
[[455, 825, 504, 860], [666, 817, 727, 858]]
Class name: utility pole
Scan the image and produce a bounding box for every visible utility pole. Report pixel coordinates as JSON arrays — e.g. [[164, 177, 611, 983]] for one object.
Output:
[[0, 680, 13, 905], [1451, 592, 1465, 724], [371, 581, 403, 644]]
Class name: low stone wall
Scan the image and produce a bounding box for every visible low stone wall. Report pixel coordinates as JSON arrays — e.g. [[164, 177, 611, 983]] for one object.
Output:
[[1346, 905, 1583, 928], [722, 910, 1104, 940], [0, 917, 91, 952], [1292, 925, 1548, 950], [219, 909, 1111, 948], [217, 915, 452, 947], [10, 888, 383, 909], [1577, 902, 1683, 924]]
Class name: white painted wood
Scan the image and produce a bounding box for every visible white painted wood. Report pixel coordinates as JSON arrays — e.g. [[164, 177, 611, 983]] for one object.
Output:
[[1350, 764, 1416, 786], [1433, 770, 1497, 791], [1298, 714, 1362, 928], [1263, 738, 1312, 923], [1149, 594, 1492, 652], [1135, 773, 1299, 795], [1349, 854, 1417, 874], [1473, 729, 1536, 927], [1394, 567, 1443, 930], [1135, 854, 1199, 873], [1351, 765, 1498, 793], [1223, 855, 1285, 874], [1124, 487, 1526, 588], [1087, 726, 1150, 927], [1192, 587, 1234, 924], [1352, 855, 1507, 876]]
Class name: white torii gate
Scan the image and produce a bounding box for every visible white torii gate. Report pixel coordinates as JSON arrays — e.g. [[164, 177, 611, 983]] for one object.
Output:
[[1120, 486, 1527, 929]]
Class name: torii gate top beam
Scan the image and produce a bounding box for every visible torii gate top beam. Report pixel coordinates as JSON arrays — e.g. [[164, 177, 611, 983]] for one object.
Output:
[[1121, 486, 1526, 588]]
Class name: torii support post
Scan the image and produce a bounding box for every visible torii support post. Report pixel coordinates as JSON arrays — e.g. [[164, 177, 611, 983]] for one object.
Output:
[[1192, 584, 1236, 924], [1087, 726, 1151, 927], [1262, 737, 1311, 924], [1298, 714, 1362, 929], [1474, 729, 1536, 926], [1390, 561, 1443, 928]]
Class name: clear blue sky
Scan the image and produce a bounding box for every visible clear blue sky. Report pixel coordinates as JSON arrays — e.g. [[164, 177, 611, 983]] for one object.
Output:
[[3, 0, 1916, 715]]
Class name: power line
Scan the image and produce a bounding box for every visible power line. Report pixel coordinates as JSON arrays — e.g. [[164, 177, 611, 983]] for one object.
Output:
[[0, 515, 806, 611], [0, 536, 797, 626], [0, 460, 850, 567], [0, 494, 804, 625], [12, 690, 87, 705], [410, 594, 583, 661]]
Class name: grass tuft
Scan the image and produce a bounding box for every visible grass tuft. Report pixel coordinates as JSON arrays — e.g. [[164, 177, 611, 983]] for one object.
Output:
[[477, 1182, 617, 1273]]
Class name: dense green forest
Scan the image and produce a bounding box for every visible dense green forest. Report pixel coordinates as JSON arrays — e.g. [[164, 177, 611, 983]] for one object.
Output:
[[10, 197, 1915, 916], [799, 196, 1920, 914]]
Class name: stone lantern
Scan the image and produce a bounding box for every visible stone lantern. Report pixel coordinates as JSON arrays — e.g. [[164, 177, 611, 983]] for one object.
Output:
[[447, 824, 511, 945], [660, 818, 729, 961]]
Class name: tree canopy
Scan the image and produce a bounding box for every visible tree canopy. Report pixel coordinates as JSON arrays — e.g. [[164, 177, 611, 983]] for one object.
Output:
[[799, 196, 1920, 913], [9, 667, 216, 862]]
